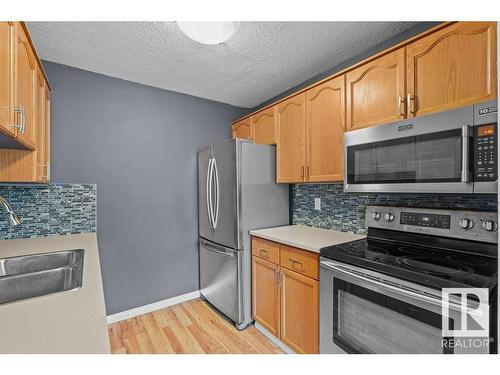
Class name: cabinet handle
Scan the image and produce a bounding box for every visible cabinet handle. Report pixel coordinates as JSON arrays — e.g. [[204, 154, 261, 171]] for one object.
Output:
[[407, 94, 415, 117], [259, 248, 268, 257], [9, 106, 23, 132], [289, 258, 304, 269], [275, 269, 281, 285], [300, 166, 304, 179], [305, 166, 309, 180], [398, 95, 406, 117], [39, 163, 50, 181], [21, 105, 26, 134]]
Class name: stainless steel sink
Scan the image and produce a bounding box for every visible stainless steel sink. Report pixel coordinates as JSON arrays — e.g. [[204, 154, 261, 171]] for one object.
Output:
[[0, 249, 84, 305]]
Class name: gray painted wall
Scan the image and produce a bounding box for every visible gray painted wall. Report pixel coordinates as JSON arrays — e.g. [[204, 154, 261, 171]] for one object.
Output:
[[43, 61, 246, 315]]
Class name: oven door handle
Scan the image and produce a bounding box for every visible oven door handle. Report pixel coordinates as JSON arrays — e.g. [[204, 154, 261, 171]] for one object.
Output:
[[461, 125, 472, 183], [321, 260, 464, 312]]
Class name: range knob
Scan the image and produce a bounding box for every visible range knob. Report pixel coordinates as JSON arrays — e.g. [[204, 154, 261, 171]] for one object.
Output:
[[384, 213, 395, 222], [371, 211, 381, 221], [459, 218, 474, 230], [481, 220, 498, 232]]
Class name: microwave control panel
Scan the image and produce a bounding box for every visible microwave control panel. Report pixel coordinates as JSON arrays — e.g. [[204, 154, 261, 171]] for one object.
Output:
[[474, 123, 497, 182]]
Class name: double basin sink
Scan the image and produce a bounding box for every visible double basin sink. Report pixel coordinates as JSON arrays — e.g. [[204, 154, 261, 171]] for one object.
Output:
[[0, 249, 84, 305]]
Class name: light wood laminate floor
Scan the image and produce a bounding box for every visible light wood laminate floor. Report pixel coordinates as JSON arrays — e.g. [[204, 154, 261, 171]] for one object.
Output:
[[108, 298, 283, 354]]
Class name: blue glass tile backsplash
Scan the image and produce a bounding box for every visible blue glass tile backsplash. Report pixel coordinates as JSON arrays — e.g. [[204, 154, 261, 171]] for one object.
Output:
[[292, 183, 498, 234], [0, 184, 96, 240]]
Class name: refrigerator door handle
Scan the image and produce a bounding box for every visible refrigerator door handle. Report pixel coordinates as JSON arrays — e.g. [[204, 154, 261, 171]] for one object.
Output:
[[206, 158, 214, 229], [213, 157, 220, 229]]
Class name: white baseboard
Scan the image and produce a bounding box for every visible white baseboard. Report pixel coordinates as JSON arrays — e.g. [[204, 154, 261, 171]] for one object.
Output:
[[254, 322, 295, 354], [106, 290, 200, 324]]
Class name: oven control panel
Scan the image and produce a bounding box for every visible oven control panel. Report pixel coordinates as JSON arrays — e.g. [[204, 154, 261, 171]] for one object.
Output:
[[400, 212, 451, 229], [366, 206, 498, 244], [474, 123, 497, 182]]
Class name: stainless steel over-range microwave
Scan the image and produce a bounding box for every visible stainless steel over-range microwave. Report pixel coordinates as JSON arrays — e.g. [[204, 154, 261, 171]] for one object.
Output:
[[344, 100, 498, 194]]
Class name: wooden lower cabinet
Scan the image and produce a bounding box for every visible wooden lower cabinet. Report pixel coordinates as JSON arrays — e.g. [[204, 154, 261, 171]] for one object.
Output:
[[280, 267, 319, 354], [251, 236, 319, 354], [252, 256, 280, 338]]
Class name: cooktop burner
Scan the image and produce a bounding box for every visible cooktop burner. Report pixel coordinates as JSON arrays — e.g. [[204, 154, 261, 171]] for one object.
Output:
[[396, 256, 473, 275], [446, 254, 491, 267], [398, 246, 435, 256], [342, 244, 389, 256]]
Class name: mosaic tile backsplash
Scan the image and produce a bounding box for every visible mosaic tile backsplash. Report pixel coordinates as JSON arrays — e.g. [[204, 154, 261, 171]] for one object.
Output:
[[292, 183, 498, 234], [0, 184, 96, 240]]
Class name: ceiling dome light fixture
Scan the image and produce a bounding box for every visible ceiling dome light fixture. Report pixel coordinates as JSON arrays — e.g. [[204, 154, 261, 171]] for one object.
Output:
[[176, 22, 237, 45]]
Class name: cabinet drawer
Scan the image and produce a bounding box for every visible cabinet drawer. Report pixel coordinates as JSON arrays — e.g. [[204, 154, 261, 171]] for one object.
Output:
[[252, 237, 280, 265], [280, 245, 319, 280]]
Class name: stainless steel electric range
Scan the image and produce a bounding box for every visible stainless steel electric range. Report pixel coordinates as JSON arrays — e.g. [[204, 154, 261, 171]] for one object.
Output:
[[319, 206, 498, 354]]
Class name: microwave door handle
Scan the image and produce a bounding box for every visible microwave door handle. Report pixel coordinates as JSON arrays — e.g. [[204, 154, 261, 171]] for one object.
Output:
[[461, 125, 472, 183], [320, 261, 464, 312]]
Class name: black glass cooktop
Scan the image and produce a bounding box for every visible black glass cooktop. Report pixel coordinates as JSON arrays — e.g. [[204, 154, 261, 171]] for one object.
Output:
[[320, 229, 498, 290]]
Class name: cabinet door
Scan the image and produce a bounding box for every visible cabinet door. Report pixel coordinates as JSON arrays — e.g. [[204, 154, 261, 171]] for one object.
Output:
[[35, 71, 50, 183], [407, 22, 497, 117], [252, 106, 276, 145], [346, 48, 406, 131], [44, 85, 51, 181], [276, 94, 306, 183], [280, 268, 319, 354], [252, 256, 280, 338], [15, 23, 37, 149], [306, 76, 345, 182], [232, 118, 252, 140], [0, 22, 16, 137]]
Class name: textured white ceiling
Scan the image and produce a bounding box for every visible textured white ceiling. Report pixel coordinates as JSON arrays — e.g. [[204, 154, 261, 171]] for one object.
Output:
[[27, 22, 418, 108]]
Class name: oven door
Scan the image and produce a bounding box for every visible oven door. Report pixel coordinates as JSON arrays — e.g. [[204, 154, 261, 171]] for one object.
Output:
[[344, 105, 474, 193], [320, 259, 464, 354]]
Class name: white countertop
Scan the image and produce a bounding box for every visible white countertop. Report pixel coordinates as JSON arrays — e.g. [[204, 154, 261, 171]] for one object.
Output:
[[250, 225, 365, 253], [0, 233, 110, 354]]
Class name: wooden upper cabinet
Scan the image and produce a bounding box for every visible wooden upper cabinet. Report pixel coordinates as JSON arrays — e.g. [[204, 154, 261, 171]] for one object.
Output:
[[252, 106, 276, 145], [280, 267, 319, 354], [306, 76, 345, 182], [346, 48, 406, 131], [232, 118, 252, 140], [276, 94, 306, 183], [44, 85, 51, 181], [35, 70, 50, 183], [407, 22, 497, 117], [15, 24, 37, 150], [252, 256, 280, 338], [0, 22, 16, 137]]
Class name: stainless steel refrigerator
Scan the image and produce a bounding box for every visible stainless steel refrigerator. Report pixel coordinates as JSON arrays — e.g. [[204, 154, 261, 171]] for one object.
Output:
[[198, 139, 289, 329]]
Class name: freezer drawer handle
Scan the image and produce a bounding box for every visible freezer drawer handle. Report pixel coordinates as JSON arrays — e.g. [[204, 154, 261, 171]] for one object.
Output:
[[202, 241, 235, 257]]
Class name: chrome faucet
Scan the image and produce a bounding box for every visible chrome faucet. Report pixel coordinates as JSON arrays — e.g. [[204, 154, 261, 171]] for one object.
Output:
[[0, 195, 22, 227]]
